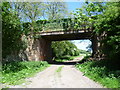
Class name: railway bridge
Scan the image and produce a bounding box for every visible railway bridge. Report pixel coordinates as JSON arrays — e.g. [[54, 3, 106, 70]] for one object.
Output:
[[25, 18, 99, 62], [35, 29, 97, 62]]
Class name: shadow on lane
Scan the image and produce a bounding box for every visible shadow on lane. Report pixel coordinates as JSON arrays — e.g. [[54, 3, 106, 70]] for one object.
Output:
[[48, 56, 85, 65], [48, 61, 79, 65]]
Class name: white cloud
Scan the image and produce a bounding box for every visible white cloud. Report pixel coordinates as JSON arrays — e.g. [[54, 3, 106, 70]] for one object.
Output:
[[71, 40, 91, 51]]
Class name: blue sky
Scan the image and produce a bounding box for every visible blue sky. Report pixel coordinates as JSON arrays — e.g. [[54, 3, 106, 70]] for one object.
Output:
[[71, 40, 92, 51], [66, 2, 85, 12], [66, 2, 91, 51]]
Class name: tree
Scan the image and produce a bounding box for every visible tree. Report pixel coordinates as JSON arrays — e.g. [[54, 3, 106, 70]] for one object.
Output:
[[45, 2, 68, 20], [2, 2, 24, 58], [73, 2, 120, 63], [94, 2, 120, 61], [51, 41, 80, 58], [2, 2, 46, 60], [11, 2, 45, 34], [73, 2, 105, 30]]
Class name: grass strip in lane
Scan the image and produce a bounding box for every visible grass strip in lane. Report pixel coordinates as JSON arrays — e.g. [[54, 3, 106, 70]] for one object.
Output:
[[56, 66, 64, 73]]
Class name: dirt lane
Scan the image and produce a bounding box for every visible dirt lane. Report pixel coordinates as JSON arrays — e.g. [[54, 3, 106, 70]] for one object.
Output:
[[5, 56, 103, 88], [23, 65, 103, 88]]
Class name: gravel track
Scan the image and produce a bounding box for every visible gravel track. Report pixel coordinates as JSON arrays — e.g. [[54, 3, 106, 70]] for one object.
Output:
[[3, 56, 104, 88]]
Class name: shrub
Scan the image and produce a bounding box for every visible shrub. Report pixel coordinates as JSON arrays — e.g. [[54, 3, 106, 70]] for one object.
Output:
[[2, 61, 49, 85], [76, 59, 120, 88], [52, 41, 80, 59]]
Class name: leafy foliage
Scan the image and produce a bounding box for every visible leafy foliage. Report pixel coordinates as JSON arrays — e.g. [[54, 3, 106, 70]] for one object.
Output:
[[79, 49, 91, 55], [51, 41, 80, 59], [73, 2, 120, 62], [94, 2, 120, 61], [76, 60, 120, 88], [2, 61, 49, 85], [2, 2, 25, 58]]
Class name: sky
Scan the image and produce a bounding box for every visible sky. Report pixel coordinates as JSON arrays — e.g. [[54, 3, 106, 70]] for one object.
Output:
[[66, 2, 92, 51], [66, 2, 85, 12], [71, 40, 92, 51]]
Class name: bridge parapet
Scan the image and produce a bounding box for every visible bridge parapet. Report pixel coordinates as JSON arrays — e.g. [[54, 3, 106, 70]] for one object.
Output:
[[35, 18, 93, 32]]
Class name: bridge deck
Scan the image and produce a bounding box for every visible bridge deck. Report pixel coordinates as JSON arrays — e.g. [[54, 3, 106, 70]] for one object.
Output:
[[38, 29, 92, 41], [40, 30, 85, 35]]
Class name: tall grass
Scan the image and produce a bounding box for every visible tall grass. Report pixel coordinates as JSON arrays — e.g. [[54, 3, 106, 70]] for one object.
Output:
[[75, 57, 120, 88], [2, 61, 49, 85]]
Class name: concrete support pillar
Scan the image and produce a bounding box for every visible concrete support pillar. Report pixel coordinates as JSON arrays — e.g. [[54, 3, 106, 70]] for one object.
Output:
[[39, 38, 52, 62]]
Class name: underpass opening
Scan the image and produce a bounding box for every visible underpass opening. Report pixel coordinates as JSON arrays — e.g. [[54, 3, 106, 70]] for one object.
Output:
[[50, 39, 92, 65], [39, 29, 95, 63]]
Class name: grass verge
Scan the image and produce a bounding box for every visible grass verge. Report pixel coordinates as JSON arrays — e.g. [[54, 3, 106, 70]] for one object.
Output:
[[75, 58, 120, 88], [55, 55, 83, 62], [2, 61, 49, 85]]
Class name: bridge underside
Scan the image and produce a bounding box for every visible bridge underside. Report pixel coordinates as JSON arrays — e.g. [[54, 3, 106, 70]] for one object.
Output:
[[41, 32, 92, 41], [35, 30, 97, 62]]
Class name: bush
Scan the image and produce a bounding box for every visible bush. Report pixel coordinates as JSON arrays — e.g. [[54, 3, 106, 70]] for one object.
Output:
[[60, 55, 71, 59], [2, 2, 24, 58], [2, 61, 49, 85], [52, 41, 80, 59], [76, 59, 120, 88], [78, 55, 91, 63]]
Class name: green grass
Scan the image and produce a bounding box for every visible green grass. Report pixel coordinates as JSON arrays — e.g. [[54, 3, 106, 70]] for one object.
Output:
[[2, 61, 49, 85], [75, 59, 120, 88], [1, 88, 9, 90], [56, 66, 64, 73], [55, 55, 83, 62]]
